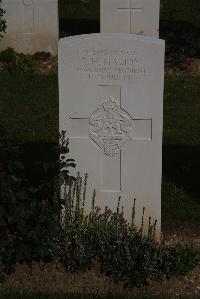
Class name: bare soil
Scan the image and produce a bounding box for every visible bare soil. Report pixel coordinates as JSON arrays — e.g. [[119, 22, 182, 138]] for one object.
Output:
[[0, 224, 199, 298], [165, 58, 200, 76], [34, 56, 58, 74], [186, 59, 200, 75]]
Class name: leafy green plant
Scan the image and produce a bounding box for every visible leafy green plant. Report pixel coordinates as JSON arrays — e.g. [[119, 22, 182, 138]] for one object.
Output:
[[0, 0, 6, 39], [174, 244, 199, 275], [56, 174, 199, 288], [0, 48, 35, 73], [0, 132, 75, 283]]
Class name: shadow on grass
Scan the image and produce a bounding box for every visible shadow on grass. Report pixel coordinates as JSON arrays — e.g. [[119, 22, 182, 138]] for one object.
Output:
[[59, 18, 100, 37], [0, 140, 64, 266], [163, 144, 200, 204], [1, 139, 199, 202], [160, 20, 200, 64], [0, 139, 60, 193]]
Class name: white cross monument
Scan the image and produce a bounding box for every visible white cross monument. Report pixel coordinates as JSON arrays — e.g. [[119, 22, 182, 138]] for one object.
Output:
[[59, 34, 165, 239], [101, 0, 160, 37]]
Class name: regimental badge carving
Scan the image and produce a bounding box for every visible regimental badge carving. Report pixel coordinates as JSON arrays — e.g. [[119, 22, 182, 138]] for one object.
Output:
[[89, 97, 133, 157]]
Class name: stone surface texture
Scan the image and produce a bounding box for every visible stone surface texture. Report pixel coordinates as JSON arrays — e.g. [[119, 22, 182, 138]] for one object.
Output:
[[59, 33, 165, 238], [101, 0, 160, 37], [0, 0, 58, 54]]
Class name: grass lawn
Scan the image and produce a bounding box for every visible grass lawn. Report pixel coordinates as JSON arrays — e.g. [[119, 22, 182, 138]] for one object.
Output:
[[0, 73, 58, 143], [162, 76, 200, 224], [0, 73, 200, 225], [160, 0, 200, 28]]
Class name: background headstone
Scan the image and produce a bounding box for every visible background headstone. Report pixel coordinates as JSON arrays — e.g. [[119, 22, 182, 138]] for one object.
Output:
[[0, 0, 58, 54], [59, 33, 165, 238], [101, 0, 160, 37]]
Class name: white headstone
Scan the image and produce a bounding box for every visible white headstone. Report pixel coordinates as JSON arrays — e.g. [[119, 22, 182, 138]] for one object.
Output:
[[0, 0, 58, 54], [101, 0, 160, 37], [59, 33, 165, 238]]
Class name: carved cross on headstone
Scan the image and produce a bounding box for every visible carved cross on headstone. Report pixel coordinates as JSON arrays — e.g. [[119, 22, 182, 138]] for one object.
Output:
[[70, 85, 152, 196], [100, 0, 160, 37], [21, 0, 35, 53], [22, 0, 35, 34], [117, 0, 143, 33]]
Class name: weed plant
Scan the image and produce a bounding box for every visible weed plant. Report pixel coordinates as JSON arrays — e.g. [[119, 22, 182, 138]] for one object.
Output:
[[0, 48, 35, 73], [56, 173, 199, 288], [0, 0, 6, 39]]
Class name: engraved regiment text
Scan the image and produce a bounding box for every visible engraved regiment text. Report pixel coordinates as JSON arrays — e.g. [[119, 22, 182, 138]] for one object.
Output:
[[77, 49, 146, 82]]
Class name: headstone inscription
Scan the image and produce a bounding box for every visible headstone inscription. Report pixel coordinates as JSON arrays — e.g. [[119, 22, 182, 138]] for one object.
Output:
[[101, 0, 160, 37], [0, 0, 58, 54], [59, 33, 165, 238]]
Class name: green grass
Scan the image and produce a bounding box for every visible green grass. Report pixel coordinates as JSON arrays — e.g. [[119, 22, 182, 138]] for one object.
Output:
[[0, 292, 200, 299], [0, 73, 200, 224], [160, 0, 200, 28], [162, 76, 200, 224], [0, 73, 58, 143], [164, 76, 200, 145]]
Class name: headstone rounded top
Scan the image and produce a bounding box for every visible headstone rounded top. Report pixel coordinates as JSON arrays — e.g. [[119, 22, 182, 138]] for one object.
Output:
[[59, 33, 165, 47]]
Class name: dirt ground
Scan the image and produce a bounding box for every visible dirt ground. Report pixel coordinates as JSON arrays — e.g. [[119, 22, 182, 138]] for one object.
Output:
[[165, 58, 200, 76], [34, 55, 58, 74], [0, 224, 199, 298]]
